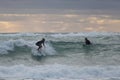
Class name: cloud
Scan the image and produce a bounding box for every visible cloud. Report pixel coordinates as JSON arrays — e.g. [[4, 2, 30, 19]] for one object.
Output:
[[0, 13, 120, 32], [0, 21, 19, 32], [0, 0, 120, 11], [84, 27, 94, 31]]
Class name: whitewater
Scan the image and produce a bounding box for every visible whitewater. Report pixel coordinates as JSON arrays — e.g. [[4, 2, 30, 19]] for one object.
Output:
[[0, 32, 120, 80]]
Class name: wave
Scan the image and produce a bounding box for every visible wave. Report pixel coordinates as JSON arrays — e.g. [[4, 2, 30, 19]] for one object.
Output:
[[0, 33, 120, 66], [0, 37, 119, 56], [0, 39, 56, 56], [0, 64, 120, 79], [0, 37, 98, 55], [0, 32, 120, 37], [0, 33, 120, 79]]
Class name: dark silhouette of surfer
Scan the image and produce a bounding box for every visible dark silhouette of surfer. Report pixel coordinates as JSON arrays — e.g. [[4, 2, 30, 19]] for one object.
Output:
[[85, 37, 92, 45], [35, 38, 45, 51]]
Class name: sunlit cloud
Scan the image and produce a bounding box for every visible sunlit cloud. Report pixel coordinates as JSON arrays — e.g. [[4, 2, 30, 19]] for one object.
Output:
[[79, 19, 85, 23], [99, 26, 104, 30], [84, 26, 105, 32], [64, 14, 78, 18], [85, 16, 120, 26], [0, 21, 19, 32], [0, 21, 16, 28], [0, 13, 120, 33], [108, 20, 120, 24], [96, 20, 105, 25], [84, 27, 94, 31]]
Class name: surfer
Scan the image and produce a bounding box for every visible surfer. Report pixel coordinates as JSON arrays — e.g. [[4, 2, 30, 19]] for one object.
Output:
[[35, 38, 45, 51], [85, 37, 92, 45]]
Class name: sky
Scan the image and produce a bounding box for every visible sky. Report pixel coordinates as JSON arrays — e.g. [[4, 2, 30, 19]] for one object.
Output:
[[0, 0, 120, 33]]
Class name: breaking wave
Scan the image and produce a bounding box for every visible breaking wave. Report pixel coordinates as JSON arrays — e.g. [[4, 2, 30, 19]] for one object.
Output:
[[0, 64, 120, 79], [0, 32, 120, 79], [0, 39, 56, 56]]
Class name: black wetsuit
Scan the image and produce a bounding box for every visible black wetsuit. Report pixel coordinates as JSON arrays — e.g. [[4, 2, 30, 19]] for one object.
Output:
[[36, 39, 45, 50], [85, 38, 91, 45], [36, 41, 42, 46]]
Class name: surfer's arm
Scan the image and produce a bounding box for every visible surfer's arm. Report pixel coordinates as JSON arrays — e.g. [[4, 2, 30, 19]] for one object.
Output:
[[43, 42, 45, 47]]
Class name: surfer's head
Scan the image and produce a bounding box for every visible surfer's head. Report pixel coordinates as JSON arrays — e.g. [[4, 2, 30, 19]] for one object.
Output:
[[85, 37, 88, 41], [42, 38, 45, 41]]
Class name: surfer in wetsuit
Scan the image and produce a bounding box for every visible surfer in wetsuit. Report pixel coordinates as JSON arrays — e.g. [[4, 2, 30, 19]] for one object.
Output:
[[85, 37, 91, 45], [36, 38, 45, 51]]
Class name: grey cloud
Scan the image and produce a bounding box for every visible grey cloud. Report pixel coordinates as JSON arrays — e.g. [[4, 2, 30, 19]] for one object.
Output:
[[0, 0, 120, 10]]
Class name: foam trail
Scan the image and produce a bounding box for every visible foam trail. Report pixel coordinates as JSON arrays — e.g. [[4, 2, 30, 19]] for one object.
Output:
[[31, 42, 56, 56], [0, 65, 120, 79]]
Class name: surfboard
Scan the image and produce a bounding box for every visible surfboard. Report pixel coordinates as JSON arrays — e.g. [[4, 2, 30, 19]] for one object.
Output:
[[32, 48, 45, 56], [37, 50, 46, 56]]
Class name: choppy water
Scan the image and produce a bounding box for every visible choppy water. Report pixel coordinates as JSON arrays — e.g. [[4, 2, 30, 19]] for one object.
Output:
[[0, 32, 120, 80]]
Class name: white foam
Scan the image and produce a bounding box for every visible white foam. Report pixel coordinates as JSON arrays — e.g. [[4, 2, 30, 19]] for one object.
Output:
[[31, 42, 56, 56], [0, 64, 120, 79], [0, 39, 29, 54], [0, 33, 43, 37], [50, 32, 120, 37], [0, 39, 57, 56], [0, 32, 119, 37]]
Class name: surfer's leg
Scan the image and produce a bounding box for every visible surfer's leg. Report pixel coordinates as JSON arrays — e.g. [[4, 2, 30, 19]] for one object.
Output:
[[37, 47, 40, 51], [37, 45, 42, 51]]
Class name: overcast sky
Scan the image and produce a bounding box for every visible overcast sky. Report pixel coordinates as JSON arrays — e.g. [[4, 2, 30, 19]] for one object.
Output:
[[0, 0, 120, 33], [0, 0, 119, 10]]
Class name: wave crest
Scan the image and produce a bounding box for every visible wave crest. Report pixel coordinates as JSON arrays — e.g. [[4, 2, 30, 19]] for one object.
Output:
[[0, 39, 56, 56]]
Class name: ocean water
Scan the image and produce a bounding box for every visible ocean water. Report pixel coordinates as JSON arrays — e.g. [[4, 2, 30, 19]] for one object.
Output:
[[0, 32, 120, 80]]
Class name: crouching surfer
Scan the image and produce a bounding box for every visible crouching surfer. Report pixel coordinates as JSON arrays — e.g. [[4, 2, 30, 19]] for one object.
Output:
[[35, 38, 45, 51], [85, 37, 92, 45]]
